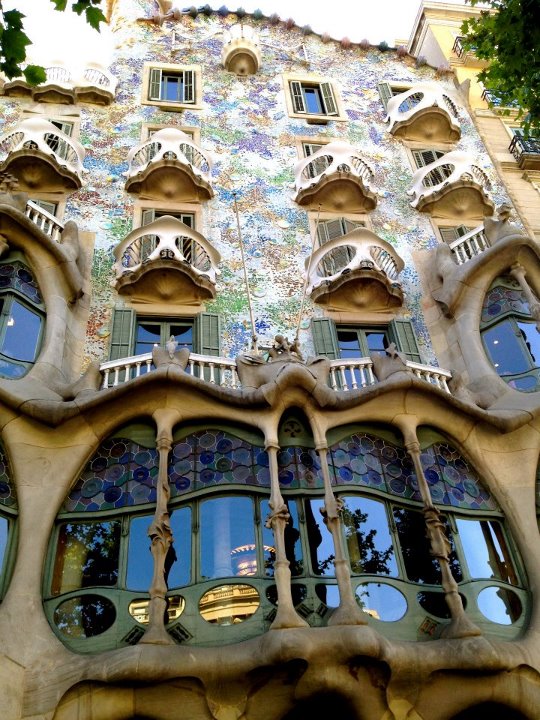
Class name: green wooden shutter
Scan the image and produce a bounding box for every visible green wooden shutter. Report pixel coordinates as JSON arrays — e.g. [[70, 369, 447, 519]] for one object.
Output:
[[311, 318, 339, 359], [320, 82, 338, 115], [378, 82, 393, 110], [290, 81, 305, 113], [141, 209, 156, 226], [413, 149, 445, 168], [389, 319, 421, 363], [148, 68, 162, 100], [109, 308, 136, 360], [195, 312, 220, 356], [183, 70, 195, 103]]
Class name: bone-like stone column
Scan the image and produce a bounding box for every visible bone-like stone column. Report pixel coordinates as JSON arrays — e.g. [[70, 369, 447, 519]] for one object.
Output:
[[317, 445, 367, 626], [510, 262, 540, 331], [400, 423, 481, 639], [265, 443, 308, 629], [140, 409, 180, 644]]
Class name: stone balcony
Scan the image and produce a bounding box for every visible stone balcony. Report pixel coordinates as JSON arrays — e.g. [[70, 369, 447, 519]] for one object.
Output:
[[0, 118, 85, 192], [407, 150, 494, 219], [2, 62, 117, 105], [306, 227, 404, 312], [222, 24, 261, 76], [125, 129, 213, 201], [113, 215, 220, 304], [293, 141, 378, 212], [385, 82, 461, 143]]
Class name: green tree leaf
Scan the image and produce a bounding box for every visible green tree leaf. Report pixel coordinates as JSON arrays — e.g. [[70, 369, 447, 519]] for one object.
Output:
[[23, 64, 47, 86]]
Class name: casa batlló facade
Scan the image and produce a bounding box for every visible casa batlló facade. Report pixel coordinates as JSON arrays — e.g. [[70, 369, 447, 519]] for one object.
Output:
[[0, 1, 539, 719]]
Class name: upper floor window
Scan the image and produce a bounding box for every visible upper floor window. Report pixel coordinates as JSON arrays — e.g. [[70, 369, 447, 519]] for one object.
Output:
[[437, 224, 475, 244], [481, 276, 540, 392], [0, 259, 44, 379], [0, 443, 16, 602], [377, 82, 412, 110], [284, 74, 346, 123], [316, 217, 366, 247], [142, 64, 202, 111]]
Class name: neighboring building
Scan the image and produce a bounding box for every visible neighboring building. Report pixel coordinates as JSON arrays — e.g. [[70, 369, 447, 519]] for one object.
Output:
[[0, 2, 539, 719], [408, 0, 540, 241]]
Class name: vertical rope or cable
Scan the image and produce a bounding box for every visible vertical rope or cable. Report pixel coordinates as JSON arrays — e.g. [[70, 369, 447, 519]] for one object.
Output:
[[295, 203, 321, 342], [233, 191, 258, 349]]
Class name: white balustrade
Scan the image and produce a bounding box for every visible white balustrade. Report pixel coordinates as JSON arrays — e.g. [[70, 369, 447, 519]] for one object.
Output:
[[45, 64, 72, 85], [113, 215, 221, 283], [294, 141, 376, 196], [306, 227, 404, 293], [223, 23, 260, 45], [407, 150, 491, 208], [126, 128, 212, 182], [25, 200, 64, 242], [449, 225, 490, 264], [80, 63, 118, 92], [385, 82, 460, 134], [100, 351, 451, 394], [0, 118, 85, 176]]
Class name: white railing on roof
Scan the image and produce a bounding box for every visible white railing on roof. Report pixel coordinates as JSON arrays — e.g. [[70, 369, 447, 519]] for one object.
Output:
[[306, 228, 404, 293], [223, 23, 260, 45], [408, 150, 491, 208], [80, 63, 118, 92], [385, 82, 460, 134], [113, 215, 221, 283], [45, 64, 71, 85], [25, 200, 64, 242], [448, 225, 490, 265], [99, 352, 451, 394], [126, 128, 212, 182], [294, 141, 376, 196], [0, 118, 85, 176]]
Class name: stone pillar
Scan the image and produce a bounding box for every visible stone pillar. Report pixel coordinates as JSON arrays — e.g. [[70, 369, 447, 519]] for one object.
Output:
[[400, 424, 481, 639], [265, 443, 308, 629], [140, 409, 180, 645], [510, 262, 540, 331], [317, 445, 367, 626]]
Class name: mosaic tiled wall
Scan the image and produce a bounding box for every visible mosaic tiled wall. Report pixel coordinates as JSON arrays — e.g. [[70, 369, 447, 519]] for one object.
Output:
[[0, 0, 513, 365]]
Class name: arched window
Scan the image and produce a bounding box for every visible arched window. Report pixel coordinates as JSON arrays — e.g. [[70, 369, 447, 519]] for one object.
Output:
[[481, 275, 540, 392], [45, 423, 526, 652], [0, 443, 17, 600], [0, 257, 44, 379]]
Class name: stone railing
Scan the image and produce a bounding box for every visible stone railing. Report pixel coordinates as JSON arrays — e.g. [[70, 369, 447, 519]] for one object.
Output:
[[294, 141, 376, 195], [448, 225, 490, 265], [100, 351, 451, 394], [45, 65, 72, 85], [25, 200, 64, 243], [385, 82, 460, 133], [306, 228, 404, 292], [80, 63, 118, 92], [408, 150, 491, 209], [126, 128, 212, 181], [0, 118, 85, 176], [113, 215, 220, 283]]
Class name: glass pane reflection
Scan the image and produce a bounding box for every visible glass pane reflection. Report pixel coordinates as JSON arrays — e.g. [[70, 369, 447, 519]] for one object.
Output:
[[52, 522, 121, 595], [261, 499, 302, 576], [199, 584, 260, 625], [356, 583, 407, 621], [307, 499, 334, 576], [315, 583, 340, 608], [200, 497, 255, 579], [342, 496, 397, 576], [169, 508, 191, 588], [1, 300, 41, 361], [128, 595, 185, 624], [457, 518, 518, 585], [477, 586, 522, 625], [126, 515, 153, 591], [483, 321, 529, 375], [54, 594, 116, 637], [0, 517, 7, 572]]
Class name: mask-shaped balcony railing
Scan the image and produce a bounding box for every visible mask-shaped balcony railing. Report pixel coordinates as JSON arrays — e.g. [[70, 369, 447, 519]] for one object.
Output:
[[306, 228, 404, 311], [293, 141, 378, 212], [222, 23, 261, 75], [113, 216, 220, 302], [125, 129, 213, 200], [385, 82, 460, 142], [75, 63, 118, 105], [407, 150, 494, 218], [0, 118, 85, 191]]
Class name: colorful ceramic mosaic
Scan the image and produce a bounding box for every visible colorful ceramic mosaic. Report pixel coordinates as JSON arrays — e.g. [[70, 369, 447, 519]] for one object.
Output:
[[169, 430, 270, 496], [0, 262, 43, 307], [0, 445, 16, 509], [481, 277, 531, 325], [63, 438, 159, 512]]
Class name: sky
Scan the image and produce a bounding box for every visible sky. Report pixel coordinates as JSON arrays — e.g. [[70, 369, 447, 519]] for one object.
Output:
[[6, 0, 467, 67]]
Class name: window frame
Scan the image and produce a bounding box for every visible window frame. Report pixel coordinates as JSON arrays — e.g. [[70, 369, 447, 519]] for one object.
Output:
[[282, 73, 347, 123], [142, 63, 202, 111]]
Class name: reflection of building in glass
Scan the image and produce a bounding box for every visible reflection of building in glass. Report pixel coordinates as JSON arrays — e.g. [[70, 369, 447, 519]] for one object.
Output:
[[0, 2, 539, 719]]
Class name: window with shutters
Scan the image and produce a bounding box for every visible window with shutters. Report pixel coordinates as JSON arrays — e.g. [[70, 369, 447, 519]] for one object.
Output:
[[411, 148, 452, 187], [142, 64, 202, 111], [283, 74, 346, 123], [316, 217, 366, 247], [437, 225, 475, 245], [378, 82, 412, 110]]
